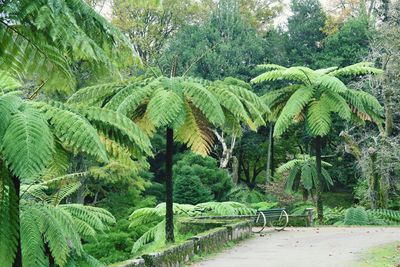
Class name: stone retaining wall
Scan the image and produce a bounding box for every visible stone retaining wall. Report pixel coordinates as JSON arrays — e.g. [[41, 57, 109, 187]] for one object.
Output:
[[110, 221, 252, 267]]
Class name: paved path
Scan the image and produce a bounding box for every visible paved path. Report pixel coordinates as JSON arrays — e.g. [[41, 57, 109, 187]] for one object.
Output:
[[192, 227, 400, 267]]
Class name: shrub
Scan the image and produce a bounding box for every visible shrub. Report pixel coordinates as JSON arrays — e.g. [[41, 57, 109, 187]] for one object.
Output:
[[344, 207, 369, 225], [173, 152, 233, 201], [173, 174, 213, 205]]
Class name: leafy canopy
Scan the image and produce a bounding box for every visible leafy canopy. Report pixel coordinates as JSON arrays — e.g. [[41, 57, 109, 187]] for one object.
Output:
[[69, 76, 267, 156]]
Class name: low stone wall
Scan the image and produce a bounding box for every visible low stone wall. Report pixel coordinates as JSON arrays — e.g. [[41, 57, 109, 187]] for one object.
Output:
[[191, 227, 229, 255], [141, 240, 194, 267], [109, 258, 146, 267], [226, 221, 252, 240], [109, 221, 252, 267]]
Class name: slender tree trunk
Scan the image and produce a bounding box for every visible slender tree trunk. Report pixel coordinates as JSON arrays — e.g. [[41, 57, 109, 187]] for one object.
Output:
[[12, 175, 22, 267], [165, 127, 174, 243], [314, 136, 324, 223], [265, 123, 274, 185], [231, 156, 239, 184], [270, 129, 275, 177]]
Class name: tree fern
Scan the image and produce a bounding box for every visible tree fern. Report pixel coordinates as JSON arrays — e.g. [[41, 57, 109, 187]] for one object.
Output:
[[277, 155, 333, 193], [253, 62, 383, 221], [0, 0, 135, 93], [18, 179, 116, 266]]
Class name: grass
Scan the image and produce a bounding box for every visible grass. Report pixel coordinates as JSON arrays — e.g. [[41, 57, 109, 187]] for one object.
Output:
[[354, 242, 400, 267]]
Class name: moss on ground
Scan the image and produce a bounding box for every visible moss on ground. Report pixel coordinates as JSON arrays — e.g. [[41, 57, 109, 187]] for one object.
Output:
[[354, 242, 400, 267]]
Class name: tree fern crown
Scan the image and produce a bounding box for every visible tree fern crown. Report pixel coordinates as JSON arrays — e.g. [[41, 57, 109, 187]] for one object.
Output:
[[252, 62, 384, 138]]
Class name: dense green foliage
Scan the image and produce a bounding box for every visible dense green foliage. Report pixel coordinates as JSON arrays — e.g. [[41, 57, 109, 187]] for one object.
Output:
[[173, 153, 233, 203], [1, 0, 400, 266]]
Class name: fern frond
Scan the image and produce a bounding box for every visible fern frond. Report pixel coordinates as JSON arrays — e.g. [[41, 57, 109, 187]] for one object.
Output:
[[276, 159, 303, 174], [301, 164, 313, 190], [50, 182, 81, 206], [256, 64, 287, 71], [0, 171, 19, 266], [20, 205, 48, 267], [34, 101, 108, 162], [2, 104, 54, 181], [330, 62, 383, 77], [252, 67, 314, 85], [175, 102, 214, 156], [0, 71, 21, 93], [306, 97, 332, 136], [315, 67, 338, 75], [0, 92, 22, 140], [61, 204, 115, 232], [181, 79, 225, 127], [196, 201, 255, 215], [284, 165, 300, 192], [116, 84, 155, 116], [129, 207, 165, 228], [368, 209, 400, 224], [77, 106, 152, 155], [67, 82, 125, 105], [131, 219, 165, 253], [274, 86, 313, 137], [316, 75, 348, 94], [146, 89, 184, 127]]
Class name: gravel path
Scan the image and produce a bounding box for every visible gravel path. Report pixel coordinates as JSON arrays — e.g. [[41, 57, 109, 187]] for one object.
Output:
[[192, 227, 400, 267]]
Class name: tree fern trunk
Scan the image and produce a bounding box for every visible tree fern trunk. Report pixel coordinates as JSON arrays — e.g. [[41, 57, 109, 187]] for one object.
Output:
[[314, 136, 324, 222], [165, 127, 175, 243], [12, 175, 22, 267], [265, 123, 273, 185]]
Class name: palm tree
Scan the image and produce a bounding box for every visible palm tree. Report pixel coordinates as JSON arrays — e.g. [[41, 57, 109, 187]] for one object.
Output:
[[276, 154, 333, 201], [68, 75, 267, 242], [252, 62, 384, 221], [0, 73, 151, 266]]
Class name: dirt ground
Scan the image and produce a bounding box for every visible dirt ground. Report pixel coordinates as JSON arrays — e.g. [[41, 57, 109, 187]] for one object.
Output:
[[192, 227, 400, 267]]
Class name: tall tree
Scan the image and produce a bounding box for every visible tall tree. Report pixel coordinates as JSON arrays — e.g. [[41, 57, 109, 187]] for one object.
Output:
[[160, 0, 267, 81], [252, 62, 383, 221], [112, 0, 206, 64], [285, 0, 327, 68]]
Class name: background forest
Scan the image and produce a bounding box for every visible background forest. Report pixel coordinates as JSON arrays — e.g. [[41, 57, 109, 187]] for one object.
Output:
[[0, 0, 399, 266]]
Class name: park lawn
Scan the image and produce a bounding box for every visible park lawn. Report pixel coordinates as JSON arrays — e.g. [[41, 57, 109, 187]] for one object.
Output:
[[355, 242, 400, 267]]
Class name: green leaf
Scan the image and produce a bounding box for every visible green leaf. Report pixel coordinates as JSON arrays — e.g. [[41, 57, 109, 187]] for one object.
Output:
[[2, 105, 53, 181], [274, 86, 314, 137]]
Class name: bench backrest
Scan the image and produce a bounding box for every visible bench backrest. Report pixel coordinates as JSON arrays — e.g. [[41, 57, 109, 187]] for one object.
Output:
[[256, 208, 286, 222]]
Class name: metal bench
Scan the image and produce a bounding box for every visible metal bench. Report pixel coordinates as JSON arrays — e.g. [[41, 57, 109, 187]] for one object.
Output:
[[252, 208, 289, 233]]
